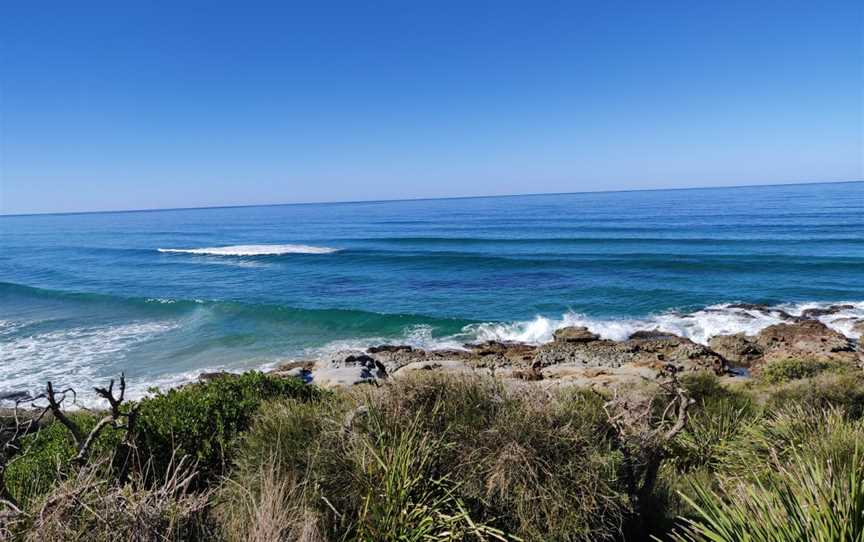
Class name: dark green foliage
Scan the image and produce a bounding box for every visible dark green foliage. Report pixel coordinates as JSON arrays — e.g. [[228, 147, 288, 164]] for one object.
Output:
[[766, 372, 864, 419], [757, 357, 851, 384], [671, 373, 758, 473], [6, 368, 864, 541], [133, 372, 320, 482], [4, 412, 124, 507], [668, 407, 864, 542], [225, 374, 637, 542]]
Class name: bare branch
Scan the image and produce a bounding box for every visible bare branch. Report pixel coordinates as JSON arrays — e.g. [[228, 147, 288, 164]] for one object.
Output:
[[45, 382, 83, 446]]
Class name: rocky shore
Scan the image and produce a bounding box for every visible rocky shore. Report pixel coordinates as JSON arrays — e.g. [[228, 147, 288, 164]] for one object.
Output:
[[264, 304, 863, 390]]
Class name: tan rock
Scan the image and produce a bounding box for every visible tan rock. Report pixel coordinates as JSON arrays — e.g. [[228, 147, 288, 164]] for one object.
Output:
[[708, 333, 764, 366], [553, 326, 600, 343], [754, 320, 852, 356]]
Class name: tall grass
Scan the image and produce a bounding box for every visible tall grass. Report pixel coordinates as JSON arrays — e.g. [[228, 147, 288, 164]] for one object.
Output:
[[17, 457, 214, 542], [668, 406, 864, 542], [220, 373, 639, 541]]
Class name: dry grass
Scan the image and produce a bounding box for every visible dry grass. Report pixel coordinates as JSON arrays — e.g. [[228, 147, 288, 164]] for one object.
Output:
[[220, 372, 640, 542], [18, 457, 212, 542]]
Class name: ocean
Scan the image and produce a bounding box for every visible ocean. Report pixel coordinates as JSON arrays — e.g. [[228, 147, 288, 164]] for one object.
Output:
[[2, 181, 863, 400]]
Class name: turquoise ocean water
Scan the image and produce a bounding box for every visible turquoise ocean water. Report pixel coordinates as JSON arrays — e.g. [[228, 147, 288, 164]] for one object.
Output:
[[2, 181, 863, 399]]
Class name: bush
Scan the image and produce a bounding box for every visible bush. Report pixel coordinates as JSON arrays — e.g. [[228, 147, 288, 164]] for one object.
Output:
[[670, 373, 758, 473], [765, 372, 864, 419], [222, 373, 635, 542], [134, 372, 321, 483], [757, 357, 850, 384], [15, 458, 215, 542], [669, 406, 864, 542], [4, 412, 124, 507]]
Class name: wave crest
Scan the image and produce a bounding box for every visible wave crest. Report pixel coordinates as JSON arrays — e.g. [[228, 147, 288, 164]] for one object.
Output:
[[157, 244, 340, 256], [464, 301, 864, 346]]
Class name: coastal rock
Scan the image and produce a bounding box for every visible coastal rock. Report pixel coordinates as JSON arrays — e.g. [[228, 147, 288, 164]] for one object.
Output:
[[754, 320, 853, 356], [628, 330, 679, 340], [463, 341, 537, 367], [801, 304, 855, 319], [0, 390, 32, 403], [533, 335, 725, 374], [533, 340, 629, 369], [622, 336, 726, 373], [367, 344, 414, 354], [553, 326, 600, 343], [309, 366, 379, 388], [728, 303, 799, 321], [708, 333, 764, 366]]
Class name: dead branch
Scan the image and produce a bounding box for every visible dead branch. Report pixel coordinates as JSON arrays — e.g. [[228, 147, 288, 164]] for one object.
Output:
[[598, 364, 694, 527]]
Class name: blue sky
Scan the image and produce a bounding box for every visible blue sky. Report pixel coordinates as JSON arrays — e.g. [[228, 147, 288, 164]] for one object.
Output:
[[1, 1, 862, 214]]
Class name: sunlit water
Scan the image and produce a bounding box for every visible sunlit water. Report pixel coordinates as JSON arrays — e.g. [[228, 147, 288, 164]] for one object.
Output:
[[2, 182, 862, 399]]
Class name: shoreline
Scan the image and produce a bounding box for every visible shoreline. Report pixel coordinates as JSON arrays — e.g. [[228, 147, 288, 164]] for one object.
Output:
[[2, 300, 862, 408], [263, 302, 863, 391]]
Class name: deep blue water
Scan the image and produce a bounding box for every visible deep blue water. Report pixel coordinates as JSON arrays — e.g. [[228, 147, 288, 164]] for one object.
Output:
[[2, 181, 863, 398]]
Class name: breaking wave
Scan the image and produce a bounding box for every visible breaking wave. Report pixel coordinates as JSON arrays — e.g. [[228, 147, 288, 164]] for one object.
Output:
[[157, 244, 340, 256], [462, 301, 864, 346], [317, 300, 864, 355]]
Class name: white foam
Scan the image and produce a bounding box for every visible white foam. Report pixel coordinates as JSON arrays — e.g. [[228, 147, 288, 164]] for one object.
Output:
[[462, 301, 864, 346], [157, 244, 339, 256], [315, 301, 863, 356], [0, 321, 178, 407]]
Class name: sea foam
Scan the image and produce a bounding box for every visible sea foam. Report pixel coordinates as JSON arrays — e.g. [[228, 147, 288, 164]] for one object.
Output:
[[463, 301, 864, 346], [157, 244, 340, 256], [313, 301, 864, 357]]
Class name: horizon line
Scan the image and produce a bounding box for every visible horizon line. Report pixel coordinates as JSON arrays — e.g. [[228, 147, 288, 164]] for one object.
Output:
[[2, 178, 861, 218]]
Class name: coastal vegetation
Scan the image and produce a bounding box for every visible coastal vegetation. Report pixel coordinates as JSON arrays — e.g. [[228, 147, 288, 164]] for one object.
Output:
[[1, 365, 863, 541]]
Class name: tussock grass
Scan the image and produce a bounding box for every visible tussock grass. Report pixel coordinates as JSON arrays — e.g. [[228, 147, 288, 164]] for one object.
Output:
[[5, 369, 864, 541], [221, 373, 636, 541], [18, 457, 214, 542], [668, 406, 864, 542]]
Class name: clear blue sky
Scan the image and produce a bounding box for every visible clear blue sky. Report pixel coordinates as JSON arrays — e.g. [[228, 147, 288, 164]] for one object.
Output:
[[1, 1, 862, 214]]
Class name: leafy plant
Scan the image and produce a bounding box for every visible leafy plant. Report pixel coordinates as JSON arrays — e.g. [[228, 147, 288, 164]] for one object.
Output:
[[134, 372, 320, 483], [758, 357, 849, 384]]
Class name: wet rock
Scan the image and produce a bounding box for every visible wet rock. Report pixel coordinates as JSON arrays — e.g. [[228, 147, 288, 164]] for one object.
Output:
[[628, 329, 680, 340], [754, 320, 853, 356], [533, 335, 725, 374], [367, 345, 414, 354], [344, 353, 376, 365], [463, 341, 537, 367], [801, 305, 855, 319], [728, 303, 799, 321], [728, 303, 772, 312], [553, 326, 600, 343], [709, 333, 764, 366], [0, 391, 31, 403]]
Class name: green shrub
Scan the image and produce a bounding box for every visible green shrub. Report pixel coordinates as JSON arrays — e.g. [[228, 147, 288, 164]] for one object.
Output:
[[766, 372, 864, 419], [134, 372, 320, 483], [223, 373, 634, 542], [758, 357, 849, 384], [4, 412, 124, 507]]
